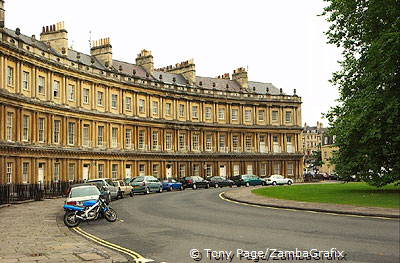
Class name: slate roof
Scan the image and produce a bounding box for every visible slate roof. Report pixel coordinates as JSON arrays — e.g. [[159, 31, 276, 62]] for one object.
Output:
[[3, 27, 288, 95], [196, 76, 243, 92]]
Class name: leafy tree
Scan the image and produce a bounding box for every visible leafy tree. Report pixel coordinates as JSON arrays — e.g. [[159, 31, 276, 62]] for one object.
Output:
[[322, 0, 400, 186], [311, 150, 324, 169]]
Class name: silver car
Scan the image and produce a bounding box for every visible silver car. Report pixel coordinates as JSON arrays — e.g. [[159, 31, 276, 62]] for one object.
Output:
[[87, 178, 119, 200]]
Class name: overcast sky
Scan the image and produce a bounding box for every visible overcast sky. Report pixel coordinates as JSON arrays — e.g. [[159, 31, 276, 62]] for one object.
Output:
[[6, 0, 341, 127]]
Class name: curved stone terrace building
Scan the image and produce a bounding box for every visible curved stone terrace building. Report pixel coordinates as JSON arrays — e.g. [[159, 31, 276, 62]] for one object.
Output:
[[0, 1, 303, 184]]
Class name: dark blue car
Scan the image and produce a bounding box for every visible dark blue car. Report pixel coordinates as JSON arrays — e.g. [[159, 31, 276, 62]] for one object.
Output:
[[161, 178, 184, 191]]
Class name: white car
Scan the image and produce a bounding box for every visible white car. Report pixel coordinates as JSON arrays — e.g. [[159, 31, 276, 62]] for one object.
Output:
[[265, 175, 294, 186], [113, 180, 133, 198], [65, 184, 100, 206]]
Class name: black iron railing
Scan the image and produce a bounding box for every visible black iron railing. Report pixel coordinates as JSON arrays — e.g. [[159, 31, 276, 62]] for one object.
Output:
[[0, 181, 83, 205]]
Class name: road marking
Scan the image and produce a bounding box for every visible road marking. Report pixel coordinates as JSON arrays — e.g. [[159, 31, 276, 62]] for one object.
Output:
[[219, 192, 397, 220], [73, 227, 154, 262]]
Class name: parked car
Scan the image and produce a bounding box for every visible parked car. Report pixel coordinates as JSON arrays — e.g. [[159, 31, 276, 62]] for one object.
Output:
[[113, 180, 133, 198], [87, 178, 119, 200], [161, 178, 184, 191], [265, 174, 293, 185], [232, 174, 266, 187], [207, 176, 234, 188], [65, 184, 101, 207], [131, 176, 163, 194], [180, 176, 210, 190]]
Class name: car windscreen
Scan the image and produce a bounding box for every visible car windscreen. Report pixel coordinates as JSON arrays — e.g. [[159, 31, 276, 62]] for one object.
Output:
[[70, 187, 100, 198], [133, 177, 144, 182]]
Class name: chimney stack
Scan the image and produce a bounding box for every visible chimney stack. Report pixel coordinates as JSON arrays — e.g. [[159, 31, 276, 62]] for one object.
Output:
[[136, 49, 154, 73], [40, 22, 68, 55], [155, 59, 196, 84], [232, 67, 248, 90], [90, 38, 112, 67], [0, 0, 5, 28]]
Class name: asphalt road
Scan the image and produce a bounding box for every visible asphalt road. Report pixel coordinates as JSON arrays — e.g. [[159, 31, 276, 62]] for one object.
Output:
[[81, 187, 400, 263]]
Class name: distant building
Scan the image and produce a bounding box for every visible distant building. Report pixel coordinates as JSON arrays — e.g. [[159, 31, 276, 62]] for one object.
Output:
[[320, 134, 338, 175], [302, 122, 326, 157]]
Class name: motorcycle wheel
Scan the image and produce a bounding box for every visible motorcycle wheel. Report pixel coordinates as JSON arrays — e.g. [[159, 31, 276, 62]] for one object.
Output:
[[105, 208, 118, 222], [64, 211, 81, 228]]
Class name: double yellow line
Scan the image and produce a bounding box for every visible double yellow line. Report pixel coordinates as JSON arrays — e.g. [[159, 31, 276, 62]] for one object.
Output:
[[73, 227, 153, 262], [219, 192, 396, 220]]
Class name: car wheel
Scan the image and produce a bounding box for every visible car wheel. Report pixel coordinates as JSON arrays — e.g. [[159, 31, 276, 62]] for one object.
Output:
[[158, 187, 163, 193], [206, 184, 210, 189], [245, 182, 250, 187], [144, 187, 150, 194], [214, 183, 219, 188], [288, 180, 292, 185], [169, 186, 173, 192], [129, 192, 133, 197], [272, 181, 277, 186], [192, 184, 197, 190], [180, 185, 184, 191]]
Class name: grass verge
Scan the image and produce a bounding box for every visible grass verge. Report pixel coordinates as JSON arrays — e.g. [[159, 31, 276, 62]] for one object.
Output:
[[251, 182, 400, 208]]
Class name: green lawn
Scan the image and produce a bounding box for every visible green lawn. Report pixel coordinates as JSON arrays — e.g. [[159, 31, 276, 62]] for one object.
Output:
[[252, 183, 400, 209]]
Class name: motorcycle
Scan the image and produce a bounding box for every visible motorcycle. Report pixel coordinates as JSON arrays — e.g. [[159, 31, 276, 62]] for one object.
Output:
[[63, 194, 117, 227]]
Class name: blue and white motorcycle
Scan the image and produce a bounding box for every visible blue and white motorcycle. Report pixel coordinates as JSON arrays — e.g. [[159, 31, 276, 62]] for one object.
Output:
[[63, 196, 117, 227]]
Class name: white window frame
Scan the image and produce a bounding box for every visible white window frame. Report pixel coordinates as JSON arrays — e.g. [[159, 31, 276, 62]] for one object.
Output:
[[258, 110, 265, 121], [97, 126, 104, 147], [111, 94, 118, 109], [205, 107, 212, 120], [98, 164, 104, 178], [6, 112, 14, 142], [83, 124, 90, 147], [38, 118, 45, 143], [68, 163, 76, 182], [179, 104, 185, 117], [53, 163, 60, 182], [68, 84, 75, 101], [165, 133, 173, 151], [38, 76, 46, 94], [179, 164, 186, 178], [245, 110, 252, 122], [138, 130, 145, 150], [112, 127, 118, 148], [192, 105, 198, 119], [112, 164, 118, 179], [218, 108, 225, 120], [68, 122, 75, 145], [22, 115, 30, 142], [192, 134, 200, 151], [139, 99, 145, 113], [83, 88, 90, 104], [125, 97, 132, 111], [285, 111, 292, 123], [165, 103, 172, 116], [53, 80, 60, 98], [231, 109, 238, 121], [97, 91, 104, 106], [22, 71, 30, 90], [53, 120, 61, 144], [152, 131, 159, 150], [205, 134, 213, 151], [272, 110, 279, 122], [179, 133, 186, 151], [7, 66, 14, 86], [125, 129, 132, 149], [22, 162, 29, 184], [152, 101, 159, 115], [6, 162, 13, 184]]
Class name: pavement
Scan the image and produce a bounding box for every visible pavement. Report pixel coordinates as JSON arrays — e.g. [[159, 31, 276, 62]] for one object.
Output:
[[0, 198, 129, 263], [222, 185, 400, 218]]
